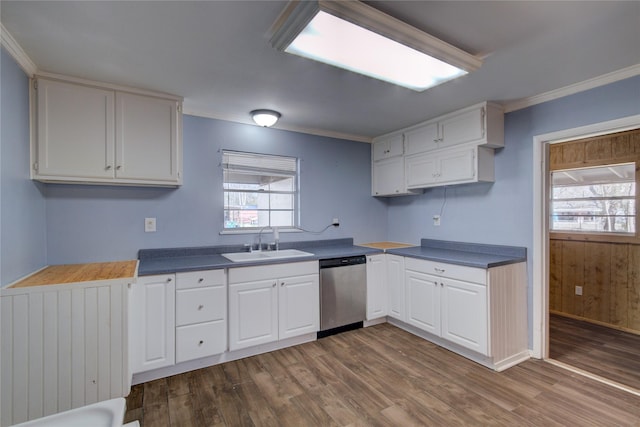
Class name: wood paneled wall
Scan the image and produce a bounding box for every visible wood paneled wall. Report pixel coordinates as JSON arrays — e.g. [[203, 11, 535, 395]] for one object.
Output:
[[549, 128, 640, 333], [550, 238, 640, 333]]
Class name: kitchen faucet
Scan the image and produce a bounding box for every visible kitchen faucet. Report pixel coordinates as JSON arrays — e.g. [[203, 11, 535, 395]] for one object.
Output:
[[249, 226, 280, 252]]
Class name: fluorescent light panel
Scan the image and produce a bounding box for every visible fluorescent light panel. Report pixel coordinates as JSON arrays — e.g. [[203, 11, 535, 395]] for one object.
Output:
[[270, 1, 482, 92]]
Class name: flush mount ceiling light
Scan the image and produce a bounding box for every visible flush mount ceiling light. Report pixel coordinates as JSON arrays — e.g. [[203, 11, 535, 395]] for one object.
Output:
[[270, 1, 482, 92], [251, 109, 281, 127]]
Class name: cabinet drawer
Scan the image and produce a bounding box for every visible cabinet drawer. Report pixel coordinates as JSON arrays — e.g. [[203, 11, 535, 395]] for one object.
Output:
[[229, 261, 318, 284], [176, 269, 225, 289], [176, 286, 225, 326], [405, 257, 486, 284], [176, 320, 226, 363]]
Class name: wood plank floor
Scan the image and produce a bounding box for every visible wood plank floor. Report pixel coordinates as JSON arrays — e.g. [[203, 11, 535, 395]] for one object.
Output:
[[125, 323, 640, 426], [549, 313, 640, 391]]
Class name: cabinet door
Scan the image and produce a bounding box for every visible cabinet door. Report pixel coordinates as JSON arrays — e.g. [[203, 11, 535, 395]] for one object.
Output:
[[279, 274, 319, 340], [372, 156, 406, 196], [404, 122, 439, 155], [115, 92, 180, 183], [130, 274, 175, 373], [229, 279, 278, 350], [405, 152, 438, 188], [372, 134, 403, 161], [441, 278, 488, 355], [439, 107, 484, 149], [366, 254, 387, 320], [405, 270, 440, 335], [386, 255, 405, 321], [36, 78, 114, 179], [437, 147, 476, 184]]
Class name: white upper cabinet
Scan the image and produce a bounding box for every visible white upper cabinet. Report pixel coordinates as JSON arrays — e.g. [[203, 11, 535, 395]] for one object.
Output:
[[404, 102, 504, 156], [372, 134, 404, 161], [373, 101, 504, 193], [115, 92, 180, 183], [32, 75, 183, 187], [372, 133, 421, 197], [35, 79, 115, 179], [405, 146, 495, 189]]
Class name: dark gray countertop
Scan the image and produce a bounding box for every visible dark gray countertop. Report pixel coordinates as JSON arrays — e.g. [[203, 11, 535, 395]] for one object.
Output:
[[387, 239, 526, 268], [138, 238, 381, 275], [138, 238, 526, 276]]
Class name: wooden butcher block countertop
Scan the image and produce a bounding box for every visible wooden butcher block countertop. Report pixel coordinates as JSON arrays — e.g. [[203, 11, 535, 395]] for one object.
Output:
[[358, 242, 416, 250], [9, 260, 138, 288]]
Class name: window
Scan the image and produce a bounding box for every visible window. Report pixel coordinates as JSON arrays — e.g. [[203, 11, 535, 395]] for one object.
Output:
[[550, 162, 636, 234], [223, 150, 298, 230]]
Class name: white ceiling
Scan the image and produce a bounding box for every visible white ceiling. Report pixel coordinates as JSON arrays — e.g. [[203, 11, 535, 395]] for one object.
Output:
[[2, 1, 639, 142]]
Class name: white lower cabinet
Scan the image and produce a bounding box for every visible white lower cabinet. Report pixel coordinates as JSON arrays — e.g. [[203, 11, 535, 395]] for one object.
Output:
[[228, 261, 319, 351], [131, 269, 228, 373], [175, 269, 227, 363], [400, 257, 528, 370], [405, 269, 441, 335], [130, 274, 176, 373], [440, 277, 487, 354], [405, 258, 487, 354], [366, 254, 387, 319], [386, 254, 405, 321]]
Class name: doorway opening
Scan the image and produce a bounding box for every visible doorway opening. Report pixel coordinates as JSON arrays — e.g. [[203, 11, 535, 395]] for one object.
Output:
[[532, 115, 640, 394]]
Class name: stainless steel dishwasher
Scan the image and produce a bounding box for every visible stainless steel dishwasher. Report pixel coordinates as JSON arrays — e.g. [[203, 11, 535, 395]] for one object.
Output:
[[318, 255, 367, 338]]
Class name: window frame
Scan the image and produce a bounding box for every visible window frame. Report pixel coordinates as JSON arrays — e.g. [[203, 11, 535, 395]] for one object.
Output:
[[548, 129, 640, 244], [549, 163, 636, 236], [221, 150, 300, 233]]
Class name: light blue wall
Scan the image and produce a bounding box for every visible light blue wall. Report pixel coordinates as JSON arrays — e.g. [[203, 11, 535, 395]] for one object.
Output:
[[1, 48, 47, 285], [44, 115, 387, 264], [387, 75, 640, 344]]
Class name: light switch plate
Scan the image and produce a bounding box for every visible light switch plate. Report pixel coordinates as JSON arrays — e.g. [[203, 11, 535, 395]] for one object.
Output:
[[433, 215, 441, 226], [145, 217, 156, 233]]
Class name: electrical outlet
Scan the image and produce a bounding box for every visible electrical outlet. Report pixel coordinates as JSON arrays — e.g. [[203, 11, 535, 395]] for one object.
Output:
[[575, 285, 583, 296], [433, 215, 441, 226], [332, 217, 340, 226], [145, 217, 156, 233]]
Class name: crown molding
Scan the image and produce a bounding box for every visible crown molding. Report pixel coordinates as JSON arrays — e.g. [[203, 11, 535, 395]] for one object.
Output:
[[182, 105, 373, 144], [504, 64, 640, 113], [1, 23, 38, 76]]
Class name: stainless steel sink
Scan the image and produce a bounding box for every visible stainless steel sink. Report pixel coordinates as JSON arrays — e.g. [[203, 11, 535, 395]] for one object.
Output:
[[221, 249, 314, 263]]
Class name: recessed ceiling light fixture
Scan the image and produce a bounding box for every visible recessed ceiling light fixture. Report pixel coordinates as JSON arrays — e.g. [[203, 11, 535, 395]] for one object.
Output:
[[251, 109, 281, 127], [270, 1, 482, 92]]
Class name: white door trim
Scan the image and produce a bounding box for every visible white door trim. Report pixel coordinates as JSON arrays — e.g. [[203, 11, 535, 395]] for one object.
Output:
[[531, 114, 640, 359]]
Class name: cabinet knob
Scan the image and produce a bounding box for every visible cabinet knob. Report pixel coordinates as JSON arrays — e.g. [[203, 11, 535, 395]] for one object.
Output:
[[434, 268, 445, 273], [272, 282, 276, 287], [105, 165, 112, 170], [198, 278, 204, 283], [167, 277, 173, 282], [281, 282, 285, 286], [197, 304, 204, 310], [116, 165, 122, 170], [440, 282, 444, 287], [198, 340, 204, 346]]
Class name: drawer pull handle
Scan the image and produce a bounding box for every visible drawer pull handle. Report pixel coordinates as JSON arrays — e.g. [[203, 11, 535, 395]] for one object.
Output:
[[198, 278, 204, 283], [281, 282, 285, 287], [198, 340, 204, 346], [167, 277, 173, 282], [434, 268, 445, 273], [197, 305, 204, 310]]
